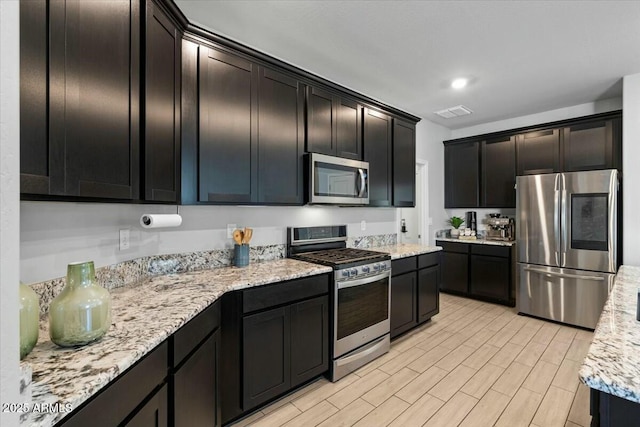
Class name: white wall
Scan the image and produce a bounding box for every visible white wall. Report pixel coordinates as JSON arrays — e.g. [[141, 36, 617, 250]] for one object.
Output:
[[1, 1, 21, 424], [415, 119, 452, 243], [21, 202, 397, 284], [623, 73, 640, 266], [450, 97, 622, 140]]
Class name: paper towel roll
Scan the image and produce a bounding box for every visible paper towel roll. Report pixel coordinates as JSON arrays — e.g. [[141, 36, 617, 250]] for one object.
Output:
[[140, 214, 182, 229]]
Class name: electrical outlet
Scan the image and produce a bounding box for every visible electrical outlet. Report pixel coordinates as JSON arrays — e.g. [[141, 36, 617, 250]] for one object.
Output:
[[360, 220, 366, 231], [227, 224, 237, 239], [119, 229, 130, 251]]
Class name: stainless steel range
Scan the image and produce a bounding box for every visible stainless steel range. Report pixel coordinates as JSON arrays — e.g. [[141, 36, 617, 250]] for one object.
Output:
[[287, 225, 391, 381]]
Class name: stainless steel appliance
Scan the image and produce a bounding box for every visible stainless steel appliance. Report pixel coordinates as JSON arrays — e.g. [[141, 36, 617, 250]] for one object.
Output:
[[287, 225, 390, 381], [486, 215, 515, 241], [516, 169, 619, 329], [308, 153, 369, 205], [466, 211, 477, 233]]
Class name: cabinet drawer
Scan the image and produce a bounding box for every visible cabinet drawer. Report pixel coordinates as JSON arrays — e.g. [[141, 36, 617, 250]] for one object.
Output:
[[243, 274, 330, 314], [172, 300, 221, 368], [391, 256, 417, 276], [436, 241, 469, 254], [471, 244, 510, 258], [418, 252, 440, 269], [61, 342, 168, 426]]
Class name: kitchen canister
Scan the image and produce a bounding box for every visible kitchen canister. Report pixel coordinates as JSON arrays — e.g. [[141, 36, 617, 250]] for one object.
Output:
[[19, 283, 40, 359], [234, 244, 250, 267], [49, 261, 112, 347]]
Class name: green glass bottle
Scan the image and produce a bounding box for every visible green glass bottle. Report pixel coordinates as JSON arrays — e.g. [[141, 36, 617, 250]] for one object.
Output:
[[19, 283, 40, 359], [49, 261, 111, 347]]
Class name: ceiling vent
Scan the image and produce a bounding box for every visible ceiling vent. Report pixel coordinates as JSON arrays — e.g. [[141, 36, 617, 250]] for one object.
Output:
[[434, 105, 473, 119]]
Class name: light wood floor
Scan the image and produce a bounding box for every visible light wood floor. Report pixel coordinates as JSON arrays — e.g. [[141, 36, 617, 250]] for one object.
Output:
[[231, 293, 593, 427]]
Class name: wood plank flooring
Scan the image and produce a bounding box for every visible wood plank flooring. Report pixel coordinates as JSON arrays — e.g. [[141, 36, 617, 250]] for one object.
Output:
[[231, 294, 593, 427]]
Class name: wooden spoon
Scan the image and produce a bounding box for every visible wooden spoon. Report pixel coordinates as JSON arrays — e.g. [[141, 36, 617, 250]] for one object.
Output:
[[233, 229, 244, 245], [244, 228, 253, 243]]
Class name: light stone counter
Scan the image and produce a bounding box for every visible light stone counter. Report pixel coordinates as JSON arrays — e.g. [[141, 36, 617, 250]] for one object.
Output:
[[436, 237, 516, 247], [372, 243, 442, 259], [22, 259, 332, 426], [579, 265, 640, 403]]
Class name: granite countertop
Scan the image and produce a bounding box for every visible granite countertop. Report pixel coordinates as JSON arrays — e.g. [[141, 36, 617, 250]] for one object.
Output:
[[436, 237, 516, 247], [579, 265, 640, 403], [372, 243, 442, 259], [22, 258, 332, 427]]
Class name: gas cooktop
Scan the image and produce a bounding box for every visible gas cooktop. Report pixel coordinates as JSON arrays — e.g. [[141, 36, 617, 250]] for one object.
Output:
[[293, 247, 388, 267]]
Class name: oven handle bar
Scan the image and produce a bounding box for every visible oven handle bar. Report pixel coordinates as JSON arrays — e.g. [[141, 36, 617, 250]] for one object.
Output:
[[334, 335, 389, 367], [337, 271, 391, 289]]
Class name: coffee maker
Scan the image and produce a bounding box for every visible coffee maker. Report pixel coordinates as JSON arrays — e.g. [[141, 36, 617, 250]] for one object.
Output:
[[485, 214, 515, 241], [465, 211, 477, 233]]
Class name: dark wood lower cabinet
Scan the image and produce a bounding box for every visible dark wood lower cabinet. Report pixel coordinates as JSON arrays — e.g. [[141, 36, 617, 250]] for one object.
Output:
[[391, 272, 417, 338], [290, 296, 329, 388], [125, 384, 168, 427], [437, 240, 514, 306], [390, 254, 440, 339], [590, 388, 640, 427], [172, 331, 220, 427]]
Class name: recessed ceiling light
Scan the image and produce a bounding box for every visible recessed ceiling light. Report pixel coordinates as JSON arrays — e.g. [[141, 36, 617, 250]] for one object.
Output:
[[451, 78, 468, 89]]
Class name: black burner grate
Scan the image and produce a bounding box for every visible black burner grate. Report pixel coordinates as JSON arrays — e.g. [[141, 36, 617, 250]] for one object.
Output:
[[295, 248, 387, 266]]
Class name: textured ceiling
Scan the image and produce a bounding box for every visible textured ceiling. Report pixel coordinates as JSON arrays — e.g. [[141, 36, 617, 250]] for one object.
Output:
[[175, 0, 640, 129]]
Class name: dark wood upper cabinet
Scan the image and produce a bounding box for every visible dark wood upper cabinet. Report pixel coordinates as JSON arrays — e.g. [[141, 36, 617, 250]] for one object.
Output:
[[562, 118, 618, 172], [306, 86, 335, 156], [49, 0, 140, 199], [257, 68, 305, 204], [482, 135, 516, 208], [20, 0, 49, 195], [198, 46, 257, 203], [21, 0, 140, 199], [335, 98, 362, 160], [444, 141, 479, 208], [144, 0, 181, 202], [364, 108, 393, 206], [306, 87, 362, 160], [516, 128, 560, 175], [393, 119, 416, 207]]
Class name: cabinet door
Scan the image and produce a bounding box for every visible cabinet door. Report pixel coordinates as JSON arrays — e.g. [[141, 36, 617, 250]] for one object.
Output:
[[306, 86, 335, 155], [469, 255, 510, 302], [364, 108, 393, 206], [199, 47, 257, 203], [290, 296, 329, 387], [516, 129, 560, 175], [390, 272, 417, 338], [336, 98, 362, 160], [393, 119, 416, 207], [125, 383, 168, 427], [49, 0, 140, 199], [440, 252, 469, 294], [482, 135, 516, 208], [562, 119, 615, 172], [258, 68, 305, 204], [144, 0, 180, 202], [20, 0, 49, 195], [173, 331, 220, 427], [243, 307, 290, 410], [444, 141, 480, 208], [418, 265, 439, 323]]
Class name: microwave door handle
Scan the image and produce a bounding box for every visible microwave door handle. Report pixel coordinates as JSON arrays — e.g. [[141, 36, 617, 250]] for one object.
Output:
[[357, 169, 366, 197]]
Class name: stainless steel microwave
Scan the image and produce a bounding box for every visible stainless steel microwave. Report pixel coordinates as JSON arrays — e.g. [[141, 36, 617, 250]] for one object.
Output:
[[308, 153, 369, 205]]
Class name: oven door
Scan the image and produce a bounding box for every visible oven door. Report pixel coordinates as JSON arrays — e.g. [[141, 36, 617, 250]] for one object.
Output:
[[334, 271, 390, 358], [309, 153, 369, 205]]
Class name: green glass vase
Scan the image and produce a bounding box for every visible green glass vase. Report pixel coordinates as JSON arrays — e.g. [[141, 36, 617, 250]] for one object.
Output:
[[49, 261, 111, 347], [19, 283, 40, 359]]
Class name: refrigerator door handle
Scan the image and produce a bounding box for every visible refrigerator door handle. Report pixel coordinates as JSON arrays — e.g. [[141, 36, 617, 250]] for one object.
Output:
[[561, 185, 568, 267], [554, 174, 562, 266], [523, 267, 605, 281]]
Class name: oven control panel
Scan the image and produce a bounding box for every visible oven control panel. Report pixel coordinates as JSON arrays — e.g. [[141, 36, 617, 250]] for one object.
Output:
[[336, 260, 391, 281]]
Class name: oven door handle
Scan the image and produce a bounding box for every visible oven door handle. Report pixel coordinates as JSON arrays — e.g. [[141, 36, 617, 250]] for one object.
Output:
[[337, 271, 390, 289]]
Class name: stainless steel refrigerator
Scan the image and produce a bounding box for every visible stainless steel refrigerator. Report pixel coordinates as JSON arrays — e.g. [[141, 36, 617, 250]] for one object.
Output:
[[516, 169, 618, 329]]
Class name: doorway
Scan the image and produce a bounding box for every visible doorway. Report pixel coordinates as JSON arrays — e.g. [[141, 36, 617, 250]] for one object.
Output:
[[399, 159, 429, 245]]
